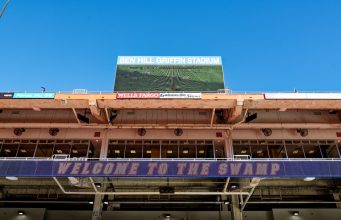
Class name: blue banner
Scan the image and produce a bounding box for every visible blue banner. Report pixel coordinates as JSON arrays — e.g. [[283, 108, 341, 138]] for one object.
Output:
[[1, 160, 341, 178], [13, 92, 55, 99]]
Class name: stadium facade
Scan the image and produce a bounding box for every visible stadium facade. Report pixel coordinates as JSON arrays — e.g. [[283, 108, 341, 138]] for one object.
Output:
[[0, 57, 341, 220]]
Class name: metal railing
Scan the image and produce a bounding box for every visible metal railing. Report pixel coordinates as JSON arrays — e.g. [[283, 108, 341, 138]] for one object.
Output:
[[4, 89, 341, 95], [1, 156, 341, 162]]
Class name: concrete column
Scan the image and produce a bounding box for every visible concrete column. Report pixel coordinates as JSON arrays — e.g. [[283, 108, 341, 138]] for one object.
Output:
[[99, 129, 109, 159], [333, 193, 341, 208], [224, 129, 233, 158], [92, 194, 103, 220], [92, 129, 108, 220], [231, 195, 242, 220]]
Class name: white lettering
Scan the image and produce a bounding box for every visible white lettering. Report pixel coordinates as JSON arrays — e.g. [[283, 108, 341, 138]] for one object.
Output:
[[255, 163, 268, 176], [218, 163, 228, 175], [114, 163, 129, 175], [230, 163, 242, 175], [70, 162, 82, 175], [57, 162, 72, 175], [128, 163, 140, 175], [270, 163, 280, 175], [92, 163, 103, 174], [243, 163, 253, 176]]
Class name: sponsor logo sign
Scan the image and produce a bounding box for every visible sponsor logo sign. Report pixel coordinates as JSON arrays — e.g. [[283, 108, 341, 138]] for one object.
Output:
[[0, 160, 340, 178], [13, 93, 56, 99], [116, 93, 160, 99], [160, 93, 202, 99], [0, 92, 14, 99], [116, 93, 201, 99]]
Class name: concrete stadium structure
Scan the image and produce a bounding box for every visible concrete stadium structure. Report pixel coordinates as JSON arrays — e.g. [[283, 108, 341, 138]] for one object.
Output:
[[1, 91, 341, 220]]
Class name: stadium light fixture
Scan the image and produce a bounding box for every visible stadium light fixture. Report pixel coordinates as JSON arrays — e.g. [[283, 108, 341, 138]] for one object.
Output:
[[304, 177, 315, 181], [241, 150, 247, 154], [224, 201, 229, 205], [6, 176, 18, 181], [89, 201, 94, 205], [292, 211, 299, 216], [230, 184, 237, 189], [17, 210, 25, 215], [95, 183, 102, 188]]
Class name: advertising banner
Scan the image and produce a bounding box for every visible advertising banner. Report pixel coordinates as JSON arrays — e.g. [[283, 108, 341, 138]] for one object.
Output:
[[160, 93, 202, 99], [0, 92, 14, 99], [116, 92, 160, 99], [13, 92, 56, 99], [0, 159, 341, 178]]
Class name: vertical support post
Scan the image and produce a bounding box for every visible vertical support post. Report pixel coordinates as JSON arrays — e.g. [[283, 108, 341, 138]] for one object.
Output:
[[231, 195, 242, 220], [224, 129, 233, 158], [92, 194, 103, 220], [333, 193, 341, 208], [100, 129, 109, 159], [92, 129, 109, 220]]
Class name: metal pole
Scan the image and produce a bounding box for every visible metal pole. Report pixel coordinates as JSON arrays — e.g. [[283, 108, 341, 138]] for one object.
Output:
[[0, 0, 10, 19]]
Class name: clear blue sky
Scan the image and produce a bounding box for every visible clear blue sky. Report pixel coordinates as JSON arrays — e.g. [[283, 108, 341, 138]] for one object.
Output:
[[0, 0, 340, 92]]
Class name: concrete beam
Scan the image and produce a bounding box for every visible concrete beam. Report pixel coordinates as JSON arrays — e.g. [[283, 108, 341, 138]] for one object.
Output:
[[228, 100, 244, 123], [89, 99, 106, 123]]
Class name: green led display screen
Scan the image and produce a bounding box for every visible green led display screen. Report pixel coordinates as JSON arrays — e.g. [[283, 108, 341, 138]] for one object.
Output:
[[114, 56, 225, 92]]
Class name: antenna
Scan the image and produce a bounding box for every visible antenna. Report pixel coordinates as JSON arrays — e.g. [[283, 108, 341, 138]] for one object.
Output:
[[0, 0, 10, 19]]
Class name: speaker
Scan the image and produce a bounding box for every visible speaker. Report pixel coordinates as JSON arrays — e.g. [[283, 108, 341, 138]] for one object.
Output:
[[49, 128, 60, 136], [14, 128, 26, 136], [297, 129, 308, 137], [174, 128, 183, 136], [261, 128, 272, 136], [137, 128, 146, 136]]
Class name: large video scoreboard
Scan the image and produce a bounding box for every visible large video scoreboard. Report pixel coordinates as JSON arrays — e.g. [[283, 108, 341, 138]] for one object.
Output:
[[114, 56, 225, 92]]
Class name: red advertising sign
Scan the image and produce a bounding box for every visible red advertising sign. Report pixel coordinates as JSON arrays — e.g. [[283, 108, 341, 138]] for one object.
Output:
[[116, 92, 160, 99]]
